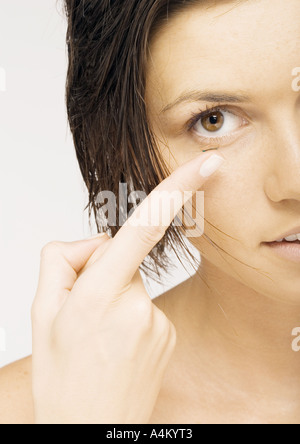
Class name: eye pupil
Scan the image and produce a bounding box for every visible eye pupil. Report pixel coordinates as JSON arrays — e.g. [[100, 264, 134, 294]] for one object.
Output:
[[202, 110, 224, 132]]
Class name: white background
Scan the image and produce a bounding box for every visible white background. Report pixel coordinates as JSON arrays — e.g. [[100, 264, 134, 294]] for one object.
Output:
[[0, 0, 199, 368]]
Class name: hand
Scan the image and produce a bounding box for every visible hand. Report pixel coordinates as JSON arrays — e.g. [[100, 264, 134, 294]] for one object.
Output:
[[31, 152, 224, 424]]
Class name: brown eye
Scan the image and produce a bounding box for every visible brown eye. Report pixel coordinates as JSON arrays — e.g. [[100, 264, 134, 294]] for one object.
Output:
[[191, 106, 248, 142], [201, 110, 224, 132], [190, 107, 248, 140]]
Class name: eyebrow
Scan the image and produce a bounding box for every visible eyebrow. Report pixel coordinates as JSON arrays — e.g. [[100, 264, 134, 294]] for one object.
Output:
[[159, 90, 252, 114]]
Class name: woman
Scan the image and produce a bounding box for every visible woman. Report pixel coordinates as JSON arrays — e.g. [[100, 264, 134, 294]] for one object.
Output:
[[1, 0, 300, 424]]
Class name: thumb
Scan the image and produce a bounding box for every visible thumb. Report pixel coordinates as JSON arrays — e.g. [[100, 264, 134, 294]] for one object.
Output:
[[32, 234, 108, 325]]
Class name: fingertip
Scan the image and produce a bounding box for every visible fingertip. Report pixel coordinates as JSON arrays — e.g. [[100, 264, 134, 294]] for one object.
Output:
[[198, 153, 225, 178]]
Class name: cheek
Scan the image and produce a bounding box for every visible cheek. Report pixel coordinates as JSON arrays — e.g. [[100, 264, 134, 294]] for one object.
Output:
[[156, 136, 261, 248], [191, 166, 258, 253]]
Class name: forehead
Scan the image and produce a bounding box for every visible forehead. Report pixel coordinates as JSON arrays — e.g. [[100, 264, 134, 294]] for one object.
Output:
[[145, 0, 300, 109]]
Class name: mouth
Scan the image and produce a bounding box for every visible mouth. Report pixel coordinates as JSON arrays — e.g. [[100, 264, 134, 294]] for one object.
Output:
[[262, 239, 300, 263]]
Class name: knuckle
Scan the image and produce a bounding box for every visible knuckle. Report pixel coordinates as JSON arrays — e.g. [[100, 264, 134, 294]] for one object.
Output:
[[154, 308, 171, 337], [40, 241, 61, 259], [134, 297, 153, 317], [168, 321, 177, 349], [132, 298, 153, 328], [135, 224, 166, 247]]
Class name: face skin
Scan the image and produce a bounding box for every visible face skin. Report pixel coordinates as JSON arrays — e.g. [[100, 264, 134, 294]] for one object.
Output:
[[146, 0, 300, 304], [145, 0, 300, 423]]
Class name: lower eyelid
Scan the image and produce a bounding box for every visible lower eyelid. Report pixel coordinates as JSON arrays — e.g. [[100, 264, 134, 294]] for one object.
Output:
[[192, 131, 235, 144], [192, 123, 250, 145]]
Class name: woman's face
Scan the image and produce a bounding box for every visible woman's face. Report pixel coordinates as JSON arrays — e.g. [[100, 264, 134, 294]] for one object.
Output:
[[145, 0, 300, 304]]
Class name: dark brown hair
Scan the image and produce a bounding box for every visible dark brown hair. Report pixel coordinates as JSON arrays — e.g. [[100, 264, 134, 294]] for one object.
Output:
[[62, 0, 218, 283]]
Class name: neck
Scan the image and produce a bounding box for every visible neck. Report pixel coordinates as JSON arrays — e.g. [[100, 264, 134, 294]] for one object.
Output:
[[181, 257, 300, 394]]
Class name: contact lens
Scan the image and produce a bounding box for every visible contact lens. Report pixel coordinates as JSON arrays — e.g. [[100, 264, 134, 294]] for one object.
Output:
[[202, 147, 219, 153]]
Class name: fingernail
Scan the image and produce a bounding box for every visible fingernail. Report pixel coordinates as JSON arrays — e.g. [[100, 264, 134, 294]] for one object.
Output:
[[199, 154, 225, 178]]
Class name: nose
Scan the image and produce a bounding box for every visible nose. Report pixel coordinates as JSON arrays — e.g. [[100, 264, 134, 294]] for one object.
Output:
[[264, 116, 300, 203]]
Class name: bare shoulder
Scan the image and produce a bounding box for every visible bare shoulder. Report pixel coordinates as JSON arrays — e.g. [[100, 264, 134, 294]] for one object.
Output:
[[0, 356, 34, 424]]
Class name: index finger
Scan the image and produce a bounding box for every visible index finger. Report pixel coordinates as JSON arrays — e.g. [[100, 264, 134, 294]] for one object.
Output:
[[84, 151, 224, 292]]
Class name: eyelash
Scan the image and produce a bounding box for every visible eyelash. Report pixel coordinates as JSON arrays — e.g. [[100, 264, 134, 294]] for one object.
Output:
[[186, 103, 247, 143]]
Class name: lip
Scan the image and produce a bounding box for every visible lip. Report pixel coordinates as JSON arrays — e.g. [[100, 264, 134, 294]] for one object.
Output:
[[270, 225, 300, 242], [263, 240, 300, 263]]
